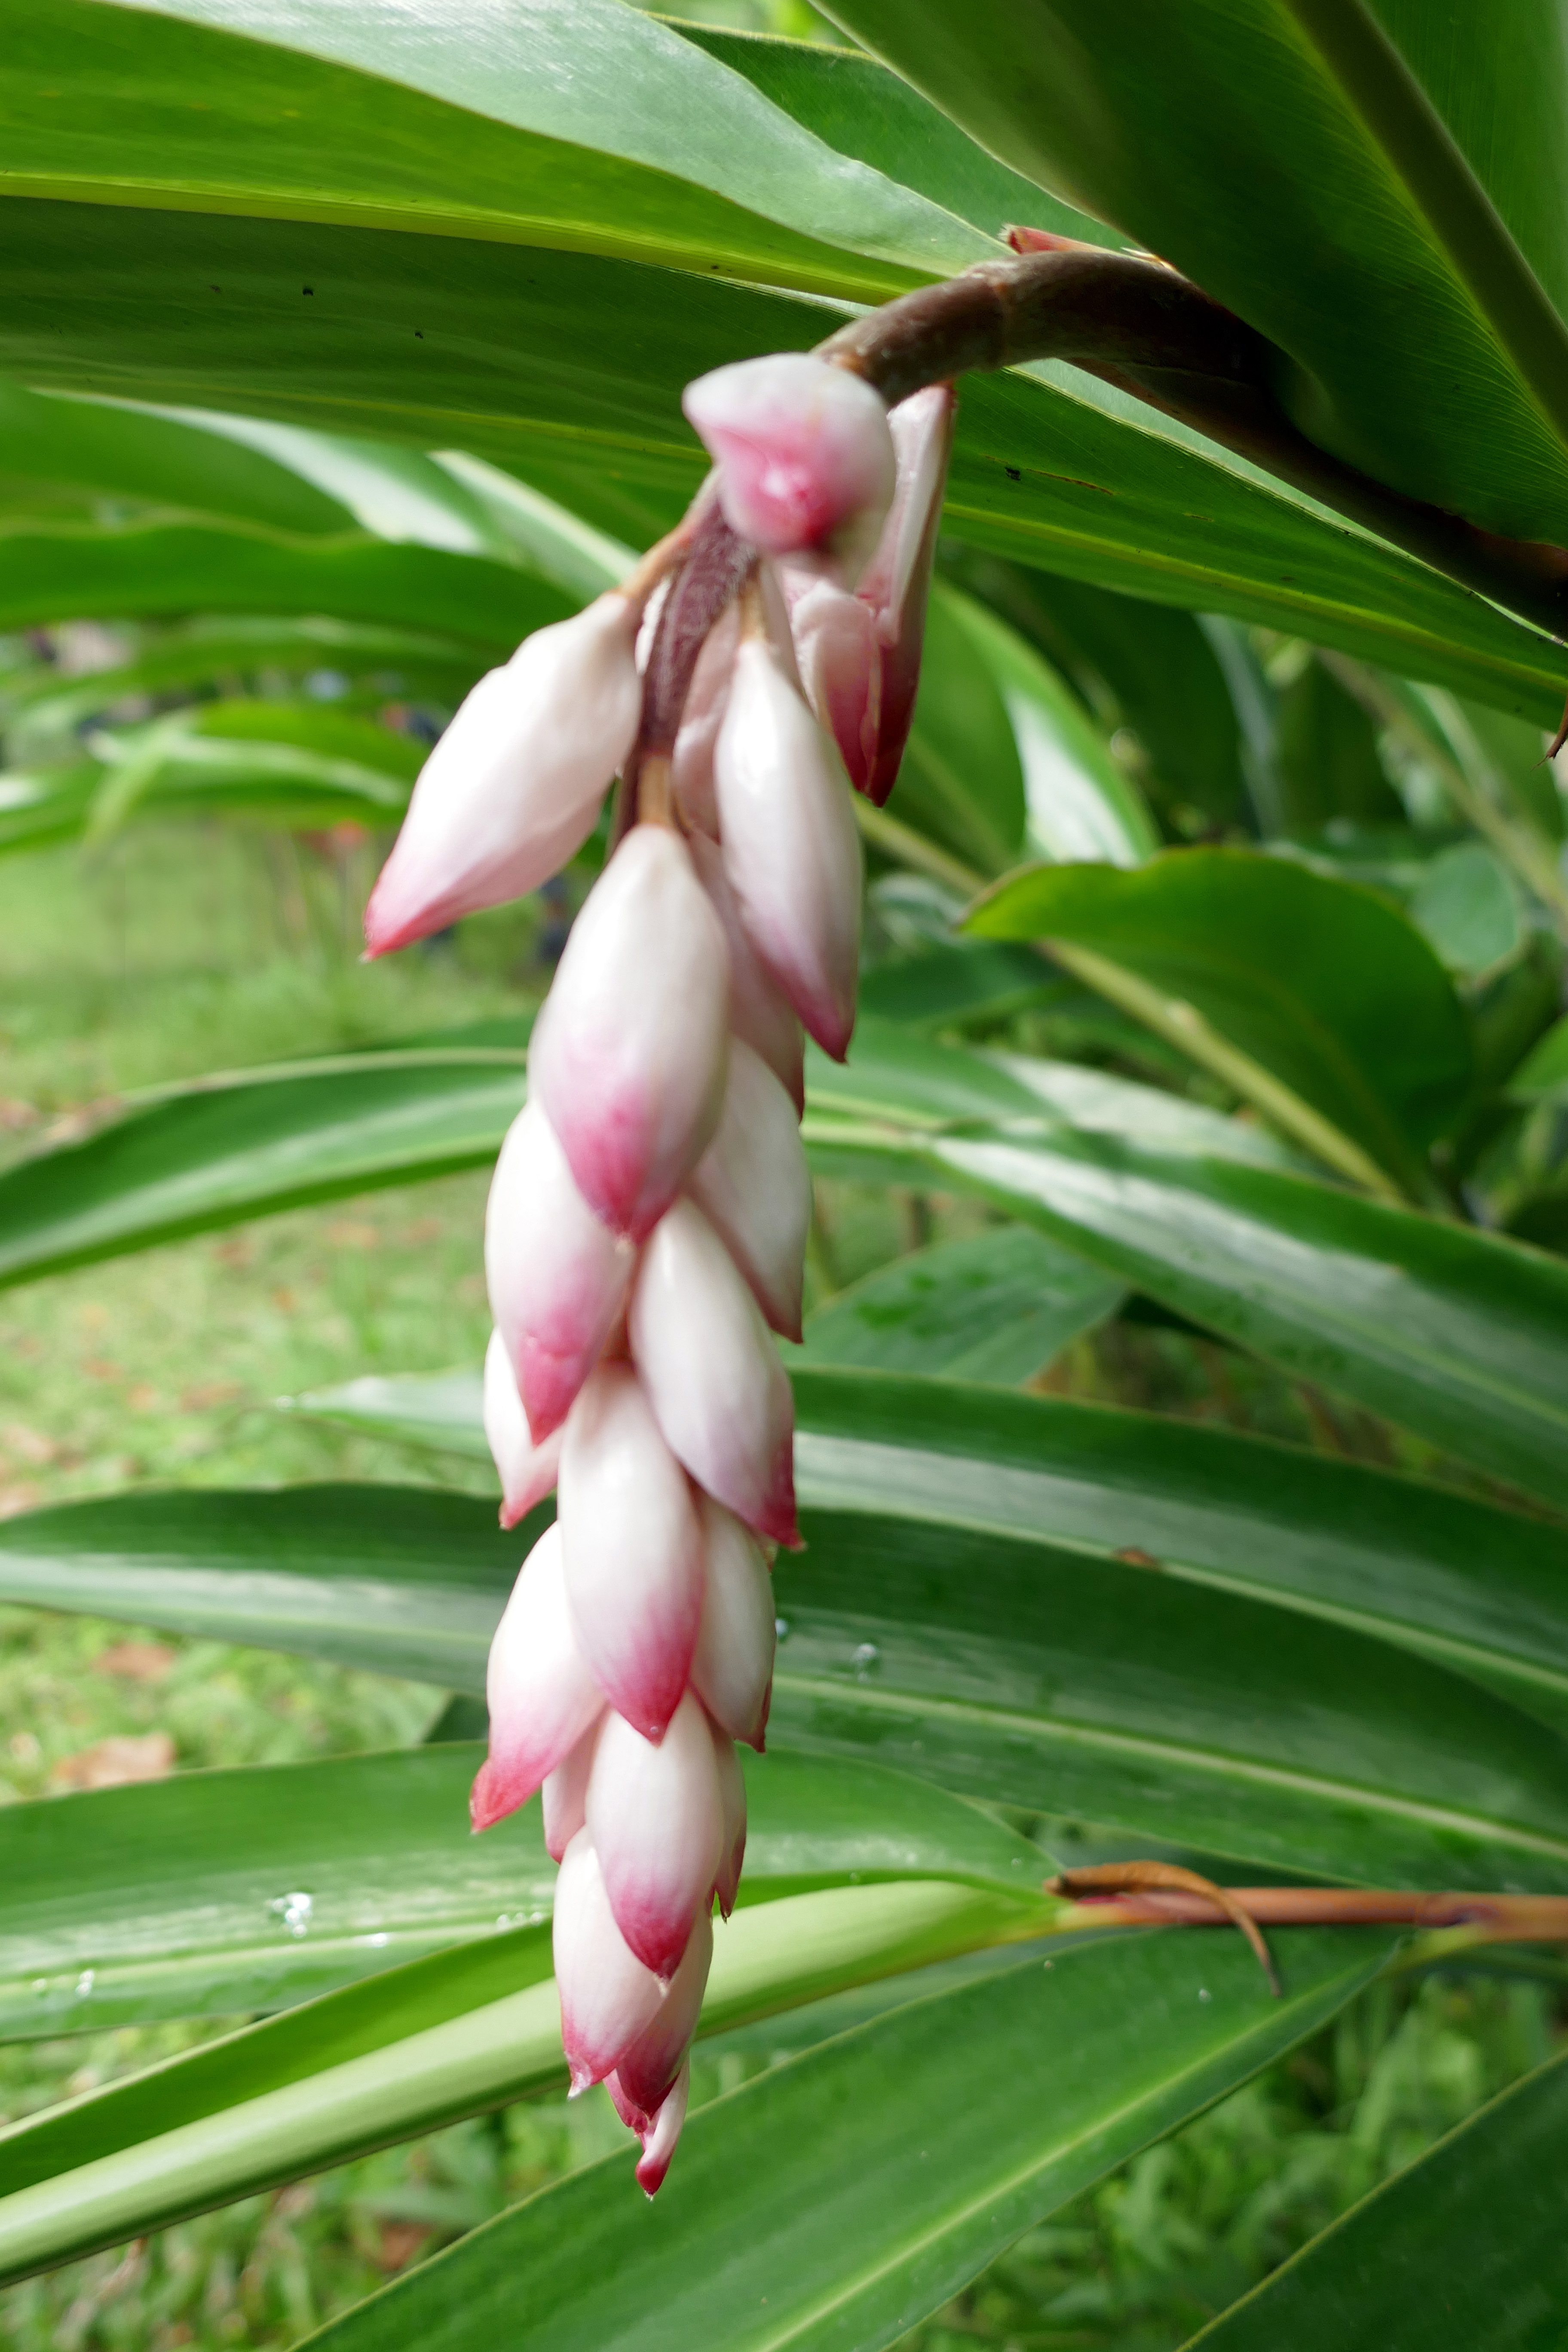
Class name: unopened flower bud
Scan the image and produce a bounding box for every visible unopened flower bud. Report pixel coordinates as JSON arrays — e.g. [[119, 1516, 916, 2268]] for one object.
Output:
[[710, 1721, 748, 1919], [714, 636, 863, 1060], [613, 1909, 712, 2127], [684, 353, 894, 574], [630, 1200, 798, 1546], [481, 1327, 563, 1529], [688, 829, 805, 1113], [687, 1041, 810, 1341], [586, 1692, 723, 1978], [553, 1830, 665, 2091], [530, 826, 730, 1239], [558, 1363, 705, 1740], [855, 385, 955, 806], [470, 1524, 603, 1831], [364, 594, 640, 955], [692, 1498, 775, 1751], [633, 2061, 690, 2198], [671, 603, 739, 842], [542, 1712, 603, 1864], [485, 1101, 633, 1441]]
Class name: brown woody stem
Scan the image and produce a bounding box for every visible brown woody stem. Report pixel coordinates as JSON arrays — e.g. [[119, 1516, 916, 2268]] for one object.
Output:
[[1049, 1866, 1568, 1975], [818, 248, 1568, 646]]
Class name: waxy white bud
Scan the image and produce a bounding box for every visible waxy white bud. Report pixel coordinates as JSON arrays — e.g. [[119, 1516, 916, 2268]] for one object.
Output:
[[687, 1040, 811, 1341], [630, 1200, 798, 1547], [530, 826, 730, 1239], [481, 1326, 563, 1529], [683, 352, 895, 574], [470, 1523, 603, 1831], [553, 1830, 665, 2092], [586, 1692, 724, 1978], [714, 637, 863, 1061], [365, 593, 639, 954], [692, 1497, 775, 1751], [485, 1102, 633, 1442], [558, 1363, 705, 1740]]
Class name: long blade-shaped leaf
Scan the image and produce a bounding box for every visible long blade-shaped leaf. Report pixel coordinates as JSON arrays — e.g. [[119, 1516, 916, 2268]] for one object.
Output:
[[277, 1367, 1568, 1735], [300, 1929, 1387, 2352], [8, 1480, 1568, 1890], [821, 0, 1568, 549], [1188, 2043, 1568, 2349], [0, 1877, 1046, 2286], [6, 1023, 1568, 1504], [0, 1736, 1038, 2037]]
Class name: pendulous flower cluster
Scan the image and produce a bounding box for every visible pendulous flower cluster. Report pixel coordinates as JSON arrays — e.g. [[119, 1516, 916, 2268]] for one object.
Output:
[[365, 348, 952, 2193]]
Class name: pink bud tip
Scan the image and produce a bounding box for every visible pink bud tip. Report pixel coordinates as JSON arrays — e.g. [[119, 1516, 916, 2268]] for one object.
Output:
[[363, 594, 639, 955], [683, 354, 894, 569], [634, 2064, 691, 2198], [482, 1329, 564, 1527]]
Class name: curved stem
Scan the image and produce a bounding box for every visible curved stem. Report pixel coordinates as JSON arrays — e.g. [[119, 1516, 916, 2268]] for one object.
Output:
[[818, 248, 1568, 648]]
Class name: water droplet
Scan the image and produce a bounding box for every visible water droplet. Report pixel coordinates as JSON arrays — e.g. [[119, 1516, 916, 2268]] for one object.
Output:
[[1011, 1856, 1023, 1867], [851, 1642, 880, 1678], [31, 1980, 45, 1997], [1197, 1987, 1212, 2003], [74, 1969, 95, 1999], [358, 1932, 388, 1949], [270, 1891, 313, 1939], [774, 1617, 790, 1641], [1042, 1959, 1054, 1971]]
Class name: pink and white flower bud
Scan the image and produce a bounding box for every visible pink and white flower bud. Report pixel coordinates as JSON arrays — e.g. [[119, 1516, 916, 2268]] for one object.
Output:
[[630, 1200, 799, 1547], [542, 1711, 603, 1864], [614, 1908, 713, 2127], [714, 637, 863, 1061], [784, 385, 954, 807], [553, 1830, 665, 2092], [530, 825, 730, 1240], [485, 1102, 633, 1442], [634, 2062, 690, 2198], [683, 353, 895, 575], [558, 1363, 705, 1739], [687, 1041, 810, 1341], [789, 575, 881, 799], [692, 1498, 775, 1751], [710, 1720, 748, 1919], [688, 828, 805, 1113], [586, 1693, 723, 1979], [482, 1327, 563, 1528], [470, 1524, 603, 1831], [364, 593, 640, 955], [671, 603, 740, 842]]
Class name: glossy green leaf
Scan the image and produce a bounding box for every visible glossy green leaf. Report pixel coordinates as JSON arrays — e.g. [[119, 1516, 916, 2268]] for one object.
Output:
[[9, 1473, 1568, 1890], [0, 1047, 528, 1288], [6, 1020, 1568, 1507], [1189, 2043, 1568, 2350], [968, 848, 1474, 1181], [1408, 842, 1525, 979], [301, 1929, 1387, 2352], [857, 939, 1063, 1029], [278, 1365, 1568, 1737], [949, 553, 1253, 830], [0, 522, 563, 646], [0, 1872, 1046, 2287], [821, 0, 1568, 546], [1, 619, 480, 743], [0, 1727, 1039, 2037], [788, 1227, 1125, 1382], [1, 15, 1565, 715], [945, 586, 1161, 867], [1513, 1015, 1568, 1102]]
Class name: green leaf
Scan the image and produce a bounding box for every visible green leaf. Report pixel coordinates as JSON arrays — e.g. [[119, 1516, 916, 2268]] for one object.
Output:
[[279, 1365, 1568, 1737], [300, 1929, 1387, 2352], [6, 1020, 1568, 1507], [3, 13, 1566, 715], [787, 1227, 1125, 1381], [9, 1473, 1568, 1889], [857, 939, 1063, 1029], [0, 1727, 1040, 2037], [943, 586, 1161, 867], [0, 1872, 1044, 2286], [1513, 1014, 1568, 1102], [1188, 2043, 1568, 2350], [0, 523, 564, 646], [968, 848, 1474, 1185], [821, 0, 1568, 548], [1408, 842, 1525, 979]]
